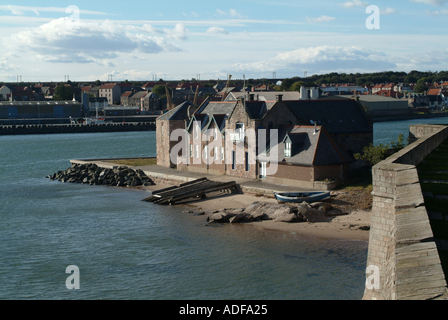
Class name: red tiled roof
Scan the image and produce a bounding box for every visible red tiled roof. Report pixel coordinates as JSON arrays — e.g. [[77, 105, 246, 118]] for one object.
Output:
[[427, 89, 441, 95], [100, 83, 117, 89]]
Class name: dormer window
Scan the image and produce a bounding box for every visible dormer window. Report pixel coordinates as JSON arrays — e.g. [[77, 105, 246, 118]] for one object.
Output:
[[284, 142, 291, 158]]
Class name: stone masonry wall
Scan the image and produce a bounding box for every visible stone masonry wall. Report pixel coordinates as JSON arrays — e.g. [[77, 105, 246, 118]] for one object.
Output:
[[363, 125, 448, 300]]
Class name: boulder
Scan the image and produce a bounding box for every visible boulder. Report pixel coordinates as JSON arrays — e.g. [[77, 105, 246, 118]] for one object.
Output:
[[297, 204, 328, 223], [46, 163, 155, 188]]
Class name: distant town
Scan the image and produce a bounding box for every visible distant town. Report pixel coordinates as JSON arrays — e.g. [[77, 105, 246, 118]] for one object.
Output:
[[1, 70, 448, 122]]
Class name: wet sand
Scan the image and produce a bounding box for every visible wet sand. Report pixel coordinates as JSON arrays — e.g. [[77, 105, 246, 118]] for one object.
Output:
[[142, 184, 371, 242]]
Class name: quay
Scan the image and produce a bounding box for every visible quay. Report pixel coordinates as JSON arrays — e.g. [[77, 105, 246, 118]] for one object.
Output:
[[69, 158, 314, 197], [0, 122, 155, 135]]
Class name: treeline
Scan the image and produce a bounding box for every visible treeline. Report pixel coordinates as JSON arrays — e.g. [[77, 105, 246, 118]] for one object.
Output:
[[278, 70, 448, 91]]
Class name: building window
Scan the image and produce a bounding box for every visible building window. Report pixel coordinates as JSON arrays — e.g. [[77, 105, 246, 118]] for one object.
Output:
[[195, 145, 199, 159], [232, 151, 236, 170], [190, 144, 193, 158], [204, 146, 208, 160], [285, 142, 291, 158], [221, 147, 225, 161], [260, 162, 267, 179], [214, 146, 219, 160], [194, 124, 199, 139], [232, 122, 245, 142], [245, 152, 249, 172]]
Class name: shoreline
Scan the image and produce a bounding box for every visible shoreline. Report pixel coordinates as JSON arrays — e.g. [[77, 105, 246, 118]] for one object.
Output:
[[142, 183, 371, 242]]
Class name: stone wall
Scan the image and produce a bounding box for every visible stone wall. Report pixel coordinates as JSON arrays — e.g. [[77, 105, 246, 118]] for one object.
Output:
[[363, 124, 448, 300]]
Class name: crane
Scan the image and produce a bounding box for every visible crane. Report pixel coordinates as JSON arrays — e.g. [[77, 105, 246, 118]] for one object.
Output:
[[193, 85, 199, 106], [165, 86, 174, 110], [221, 74, 232, 101]]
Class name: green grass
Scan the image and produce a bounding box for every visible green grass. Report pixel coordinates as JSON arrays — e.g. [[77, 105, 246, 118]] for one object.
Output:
[[105, 158, 157, 167]]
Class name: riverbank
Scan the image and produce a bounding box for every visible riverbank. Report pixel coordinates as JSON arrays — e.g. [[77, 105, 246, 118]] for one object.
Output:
[[142, 183, 372, 242]]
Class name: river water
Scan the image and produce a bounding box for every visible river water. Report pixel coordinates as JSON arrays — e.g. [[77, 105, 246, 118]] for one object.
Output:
[[1, 117, 446, 300]]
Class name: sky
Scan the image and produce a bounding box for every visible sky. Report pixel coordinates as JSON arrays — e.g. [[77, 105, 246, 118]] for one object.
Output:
[[0, 0, 447, 82]]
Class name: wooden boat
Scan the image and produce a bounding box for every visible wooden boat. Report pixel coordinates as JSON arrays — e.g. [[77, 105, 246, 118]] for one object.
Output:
[[274, 191, 330, 203]]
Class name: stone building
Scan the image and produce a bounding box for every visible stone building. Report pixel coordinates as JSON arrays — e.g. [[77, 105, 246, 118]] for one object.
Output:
[[156, 95, 373, 189]]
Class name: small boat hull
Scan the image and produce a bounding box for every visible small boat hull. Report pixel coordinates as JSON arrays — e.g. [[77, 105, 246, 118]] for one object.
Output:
[[274, 191, 330, 203]]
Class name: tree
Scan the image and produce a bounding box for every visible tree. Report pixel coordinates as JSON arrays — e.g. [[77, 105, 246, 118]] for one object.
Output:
[[354, 143, 389, 166], [414, 82, 428, 93], [152, 84, 171, 98], [354, 134, 407, 166], [53, 84, 73, 101]]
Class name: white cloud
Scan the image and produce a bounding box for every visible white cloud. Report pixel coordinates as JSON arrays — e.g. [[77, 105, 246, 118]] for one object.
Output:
[[232, 46, 397, 76], [381, 7, 398, 15], [216, 8, 245, 18], [307, 15, 336, 23], [410, 0, 448, 5], [0, 5, 107, 16], [164, 23, 189, 41], [339, 0, 369, 8], [5, 18, 183, 66], [216, 9, 227, 16], [206, 26, 229, 35]]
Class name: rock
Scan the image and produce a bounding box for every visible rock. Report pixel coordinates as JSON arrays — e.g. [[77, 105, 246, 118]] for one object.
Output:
[[47, 164, 155, 188], [275, 213, 301, 223], [271, 206, 293, 220], [297, 205, 328, 223]]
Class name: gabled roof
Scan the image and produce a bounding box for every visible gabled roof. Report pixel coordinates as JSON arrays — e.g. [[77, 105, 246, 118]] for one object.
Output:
[[427, 88, 441, 96], [265, 125, 352, 166], [245, 101, 267, 119], [202, 114, 227, 133], [121, 91, 133, 97], [100, 83, 118, 89], [282, 99, 372, 134], [186, 113, 209, 132], [197, 101, 237, 116], [157, 101, 193, 121]]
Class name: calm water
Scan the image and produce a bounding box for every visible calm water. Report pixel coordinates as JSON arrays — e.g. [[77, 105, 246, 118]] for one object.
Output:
[[2, 117, 441, 300], [373, 117, 448, 146]]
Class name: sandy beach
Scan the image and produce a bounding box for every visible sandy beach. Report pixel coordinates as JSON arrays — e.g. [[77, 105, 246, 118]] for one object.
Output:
[[143, 184, 372, 242]]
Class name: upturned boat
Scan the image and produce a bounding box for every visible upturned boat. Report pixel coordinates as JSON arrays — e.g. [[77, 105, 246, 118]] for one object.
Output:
[[274, 191, 330, 203]]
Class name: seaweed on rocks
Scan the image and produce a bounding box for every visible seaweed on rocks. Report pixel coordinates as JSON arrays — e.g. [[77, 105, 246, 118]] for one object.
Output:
[[46, 163, 155, 187]]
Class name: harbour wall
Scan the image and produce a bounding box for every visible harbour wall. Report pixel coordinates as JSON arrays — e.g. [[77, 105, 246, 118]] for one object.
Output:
[[0, 122, 156, 135], [363, 124, 448, 300]]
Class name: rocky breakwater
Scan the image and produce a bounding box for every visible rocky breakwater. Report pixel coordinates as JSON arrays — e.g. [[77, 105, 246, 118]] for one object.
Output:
[[46, 163, 155, 187], [206, 201, 344, 224]]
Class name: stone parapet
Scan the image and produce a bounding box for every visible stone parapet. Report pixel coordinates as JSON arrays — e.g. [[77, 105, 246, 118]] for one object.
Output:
[[363, 125, 448, 300]]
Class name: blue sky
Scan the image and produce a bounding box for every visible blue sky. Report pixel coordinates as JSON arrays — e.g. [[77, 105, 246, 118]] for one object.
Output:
[[0, 0, 447, 82]]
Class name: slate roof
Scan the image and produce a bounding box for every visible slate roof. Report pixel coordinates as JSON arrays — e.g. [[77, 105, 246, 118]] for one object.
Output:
[[264, 125, 353, 166], [244, 101, 268, 119], [157, 101, 193, 121], [282, 99, 372, 134], [197, 101, 237, 116]]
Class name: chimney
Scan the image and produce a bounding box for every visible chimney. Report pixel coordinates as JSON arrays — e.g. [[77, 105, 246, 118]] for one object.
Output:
[[276, 94, 283, 102]]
